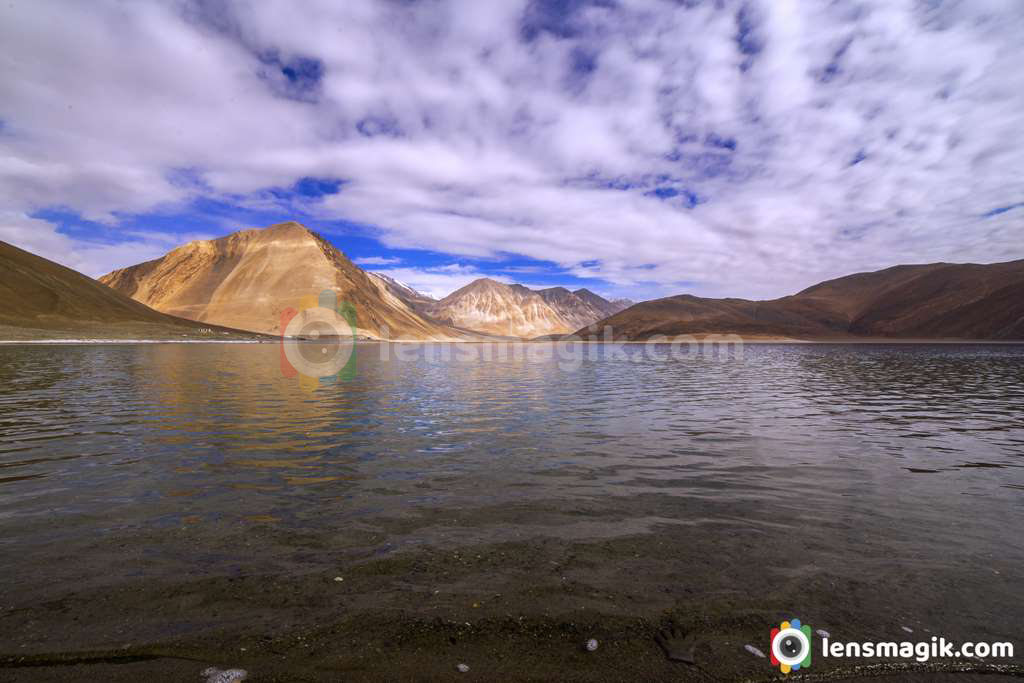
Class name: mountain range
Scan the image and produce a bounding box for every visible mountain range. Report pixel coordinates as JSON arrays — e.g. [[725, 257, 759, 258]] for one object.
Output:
[[419, 279, 630, 337], [578, 260, 1024, 340], [99, 222, 465, 340], [99, 222, 627, 339], [536, 286, 631, 331], [2, 221, 1022, 341]]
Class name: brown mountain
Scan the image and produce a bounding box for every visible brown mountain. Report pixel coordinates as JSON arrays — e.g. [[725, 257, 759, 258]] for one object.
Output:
[[576, 260, 1024, 340], [572, 288, 632, 319], [423, 278, 573, 337], [0, 240, 262, 340], [99, 222, 465, 339], [536, 287, 626, 330]]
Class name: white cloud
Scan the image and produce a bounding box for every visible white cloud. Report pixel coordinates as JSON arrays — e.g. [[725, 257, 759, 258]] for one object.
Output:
[[0, 211, 216, 278], [354, 255, 402, 266], [0, 211, 215, 277], [372, 264, 512, 300], [0, 212, 75, 261], [1, 0, 1023, 298]]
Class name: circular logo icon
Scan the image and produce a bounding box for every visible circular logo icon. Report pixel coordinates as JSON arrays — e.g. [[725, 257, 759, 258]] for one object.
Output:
[[772, 626, 810, 668], [281, 306, 355, 378]]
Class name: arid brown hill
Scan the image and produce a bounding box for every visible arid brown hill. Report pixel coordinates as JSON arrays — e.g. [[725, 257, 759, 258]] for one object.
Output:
[[571, 288, 632, 320], [0, 240, 261, 340], [576, 260, 1024, 340], [422, 278, 573, 337], [100, 222, 467, 339]]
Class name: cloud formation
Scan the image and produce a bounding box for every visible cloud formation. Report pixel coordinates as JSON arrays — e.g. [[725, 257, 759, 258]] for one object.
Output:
[[372, 264, 512, 301], [1, 0, 1023, 297], [354, 256, 403, 267]]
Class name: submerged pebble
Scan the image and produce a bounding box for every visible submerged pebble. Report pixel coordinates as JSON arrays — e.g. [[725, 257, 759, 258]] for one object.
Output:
[[744, 644, 766, 658], [202, 668, 248, 683], [586, 638, 599, 652], [816, 629, 831, 639], [456, 663, 470, 673], [901, 626, 914, 633]]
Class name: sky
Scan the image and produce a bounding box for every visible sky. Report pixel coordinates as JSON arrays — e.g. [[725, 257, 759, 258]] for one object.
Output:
[[1, 0, 1023, 301]]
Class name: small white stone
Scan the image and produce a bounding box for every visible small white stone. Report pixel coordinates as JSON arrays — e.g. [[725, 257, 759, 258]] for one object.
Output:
[[456, 663, 470, 673], [816, 629, 831, 639], [744, 644, 766, 658], [333, 576, 344, 582], [901, 626, 914, 633], [586, 638, 599, 652]]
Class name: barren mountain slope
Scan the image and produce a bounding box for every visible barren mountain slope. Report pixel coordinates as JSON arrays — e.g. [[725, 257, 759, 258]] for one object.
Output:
[[0, 240, 261, 340], [100, 222, 464, 339], [571, 288, 632, 320], [423, 278, 573, 337], [576, 260, 1024, 340], [535, 287, 610, 330], [367, 272, 436, 313]]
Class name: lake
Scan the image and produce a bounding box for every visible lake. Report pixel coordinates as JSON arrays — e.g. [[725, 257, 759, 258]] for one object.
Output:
[[1, 343, 1022, 680]]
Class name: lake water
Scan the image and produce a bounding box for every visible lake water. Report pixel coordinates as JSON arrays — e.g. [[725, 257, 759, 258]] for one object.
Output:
[[1, 343, 1022, 679]]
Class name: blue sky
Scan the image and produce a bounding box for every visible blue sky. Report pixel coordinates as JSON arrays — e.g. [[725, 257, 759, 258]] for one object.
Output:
[[2, 0, 1023, 300]]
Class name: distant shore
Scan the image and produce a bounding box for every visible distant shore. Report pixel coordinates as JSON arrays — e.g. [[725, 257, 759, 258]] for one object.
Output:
[[3, 337, 1024, 345]]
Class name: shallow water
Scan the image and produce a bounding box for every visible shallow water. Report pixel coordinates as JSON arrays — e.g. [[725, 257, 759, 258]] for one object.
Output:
[[1, 343, 1022, 675]]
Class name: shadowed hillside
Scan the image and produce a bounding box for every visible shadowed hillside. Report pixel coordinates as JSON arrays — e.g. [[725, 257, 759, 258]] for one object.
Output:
[[576, 260, 1024, 341], [0, 240, 264, 340]]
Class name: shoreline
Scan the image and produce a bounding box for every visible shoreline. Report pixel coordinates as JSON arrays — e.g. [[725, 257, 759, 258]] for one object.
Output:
[[3, 528, 1021, 682], [3, 338, 1024, 345]]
